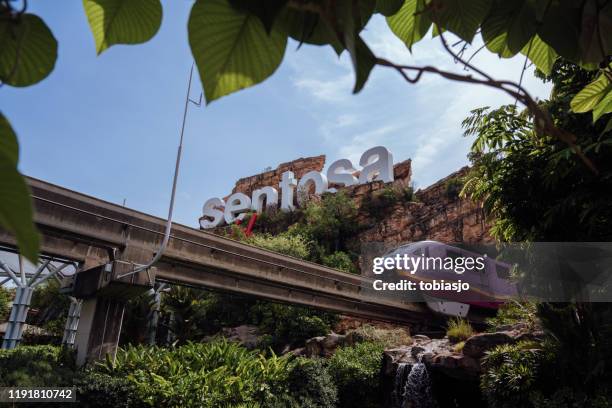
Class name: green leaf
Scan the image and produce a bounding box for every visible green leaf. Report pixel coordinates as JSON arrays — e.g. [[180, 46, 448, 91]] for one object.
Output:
[[505, 0, 537, 54], [349, 36, 376, 93], [0, 113, 40, 263], [229, 0, 288, 33], [578, 0, 612, 64], [592, 88, 612, 122], [0, 115, 18, 167], [602, 118, 612, 135], [538, 1, 581, 63], [188, 0, 287, 103], [282, 9, 344, 54], [387, 0, 432, 50], [520, 35, 557, 76], [83, 0, 162, 55], [335, 0, 376, 93], [428, 0, 491, 43], [0, 13, 57, 87], [481, 1, 516, 58], [376, 0, 405, 17], [570, 74, 611, 113]]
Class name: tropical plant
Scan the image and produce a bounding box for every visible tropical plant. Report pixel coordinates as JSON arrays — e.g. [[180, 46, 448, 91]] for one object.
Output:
[[74, 372, 145, 408], [446, 317, 474, 343], [286, 358, 338, 408], [322, 251, 358, 274], [480, 341, 543, 408], [327, 341, 385, 408], [486, 301, 538, 332], [444, 177, 463, 200], [463, 60, 612, 404], [0, 285, 10, 320], [96, 340, 292, 408], [346, 324, 412, 348], [247, 231, 312, 260], [0, 345, 76, 387], [250, 302, 337, 351]]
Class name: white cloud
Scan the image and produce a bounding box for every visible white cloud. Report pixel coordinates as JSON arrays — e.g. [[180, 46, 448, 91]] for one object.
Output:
[[286, 15, 552, 187]]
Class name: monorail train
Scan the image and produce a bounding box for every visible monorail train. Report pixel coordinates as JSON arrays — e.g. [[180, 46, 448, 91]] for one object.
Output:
[[382, 241, 518, 318]]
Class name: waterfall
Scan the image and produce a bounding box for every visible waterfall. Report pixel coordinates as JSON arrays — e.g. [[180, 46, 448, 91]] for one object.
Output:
[[393, 361, 436, 408]]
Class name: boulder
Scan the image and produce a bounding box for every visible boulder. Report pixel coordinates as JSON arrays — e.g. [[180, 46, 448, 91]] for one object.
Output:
[[304, 332, 346, 357], [220, 325, 261, 349], [462, 331, 515, 358]]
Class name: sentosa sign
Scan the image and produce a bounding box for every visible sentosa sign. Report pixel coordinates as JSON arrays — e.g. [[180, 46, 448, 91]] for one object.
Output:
[[200, 146, 394, 229]]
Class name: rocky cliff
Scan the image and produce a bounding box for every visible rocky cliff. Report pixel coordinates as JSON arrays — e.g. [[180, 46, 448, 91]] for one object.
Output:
[[222, 154, 492, 252]]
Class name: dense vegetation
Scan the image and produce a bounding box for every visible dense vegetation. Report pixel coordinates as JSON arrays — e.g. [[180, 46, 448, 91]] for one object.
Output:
[[464, 60, 612, 407], [0, 340, 387, 408]]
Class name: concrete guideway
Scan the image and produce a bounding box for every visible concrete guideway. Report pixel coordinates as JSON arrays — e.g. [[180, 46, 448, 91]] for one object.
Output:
[[0, 177, 431, 363]]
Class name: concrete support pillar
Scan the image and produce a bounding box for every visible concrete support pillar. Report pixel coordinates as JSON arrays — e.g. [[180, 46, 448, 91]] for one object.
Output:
[[62, 297, 82, 347], [1, 286, 34, 349], [74, 297, 126, 366]]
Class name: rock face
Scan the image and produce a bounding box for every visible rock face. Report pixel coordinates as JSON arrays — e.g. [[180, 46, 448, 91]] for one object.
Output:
[[218, 325, 261, 349], [218, 154, 492, 263], [304, 332, 355, 357], [228, 155, 326, 198]]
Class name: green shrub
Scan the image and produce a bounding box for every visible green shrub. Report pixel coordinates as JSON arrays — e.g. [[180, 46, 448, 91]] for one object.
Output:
[[247, 232, 311, 259], [327, 341, 385, 408], [446, 317, 474, 343], [96, 340, 292, 408], [298, 191, 359, 255], [322, 251, 358, 274], [250, 302, 337, 350], [361, 186, 398, 221], [286, 358, 337, 408], [75, 372, 145, 407], [445, 177, 464, 200], [486, 302, 538, 332], [0, 286, 10, 320], [399, 185, 415, 202], [346, 324, 411, 348], [480, 341, 542, 408], [453, 341, 465, 353], [0, 345, 76, 387]]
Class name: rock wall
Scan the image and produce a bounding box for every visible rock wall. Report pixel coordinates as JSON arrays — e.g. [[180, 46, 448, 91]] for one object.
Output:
[[222, 154, 491, 251], [229, 155, 326, 198]]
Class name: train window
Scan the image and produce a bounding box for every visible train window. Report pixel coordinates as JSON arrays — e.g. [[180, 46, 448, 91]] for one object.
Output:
[[496, 265, 510, 279]]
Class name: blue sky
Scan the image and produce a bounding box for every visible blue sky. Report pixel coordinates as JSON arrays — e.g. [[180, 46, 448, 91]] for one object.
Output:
[[2, 0, 552, 229]]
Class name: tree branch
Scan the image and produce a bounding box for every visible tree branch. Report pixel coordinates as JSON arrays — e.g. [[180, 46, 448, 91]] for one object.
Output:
[[374, 30, 598, 175]]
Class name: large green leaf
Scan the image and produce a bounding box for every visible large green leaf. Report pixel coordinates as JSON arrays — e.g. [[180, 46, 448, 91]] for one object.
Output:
[[189, 0, 288, 103], [0, 113, 40, 263], [387, 0, 432, 50], [83, 0, 162, 55], [282, 9, 344, 54], [229, 0, 288, 33], [481, 1, 517, 58], [538, 1, 581, 63], [0, 14, 57, 87], [592, 88, 612, 122], [520, 35, 557, 76], [578, 0, 612, 64], [376, 0, 405, 16], [505, 0, 537, 54], [570, 74, 611, 113], [428, 0, 491, 43], [349, 36, 376, 93]]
